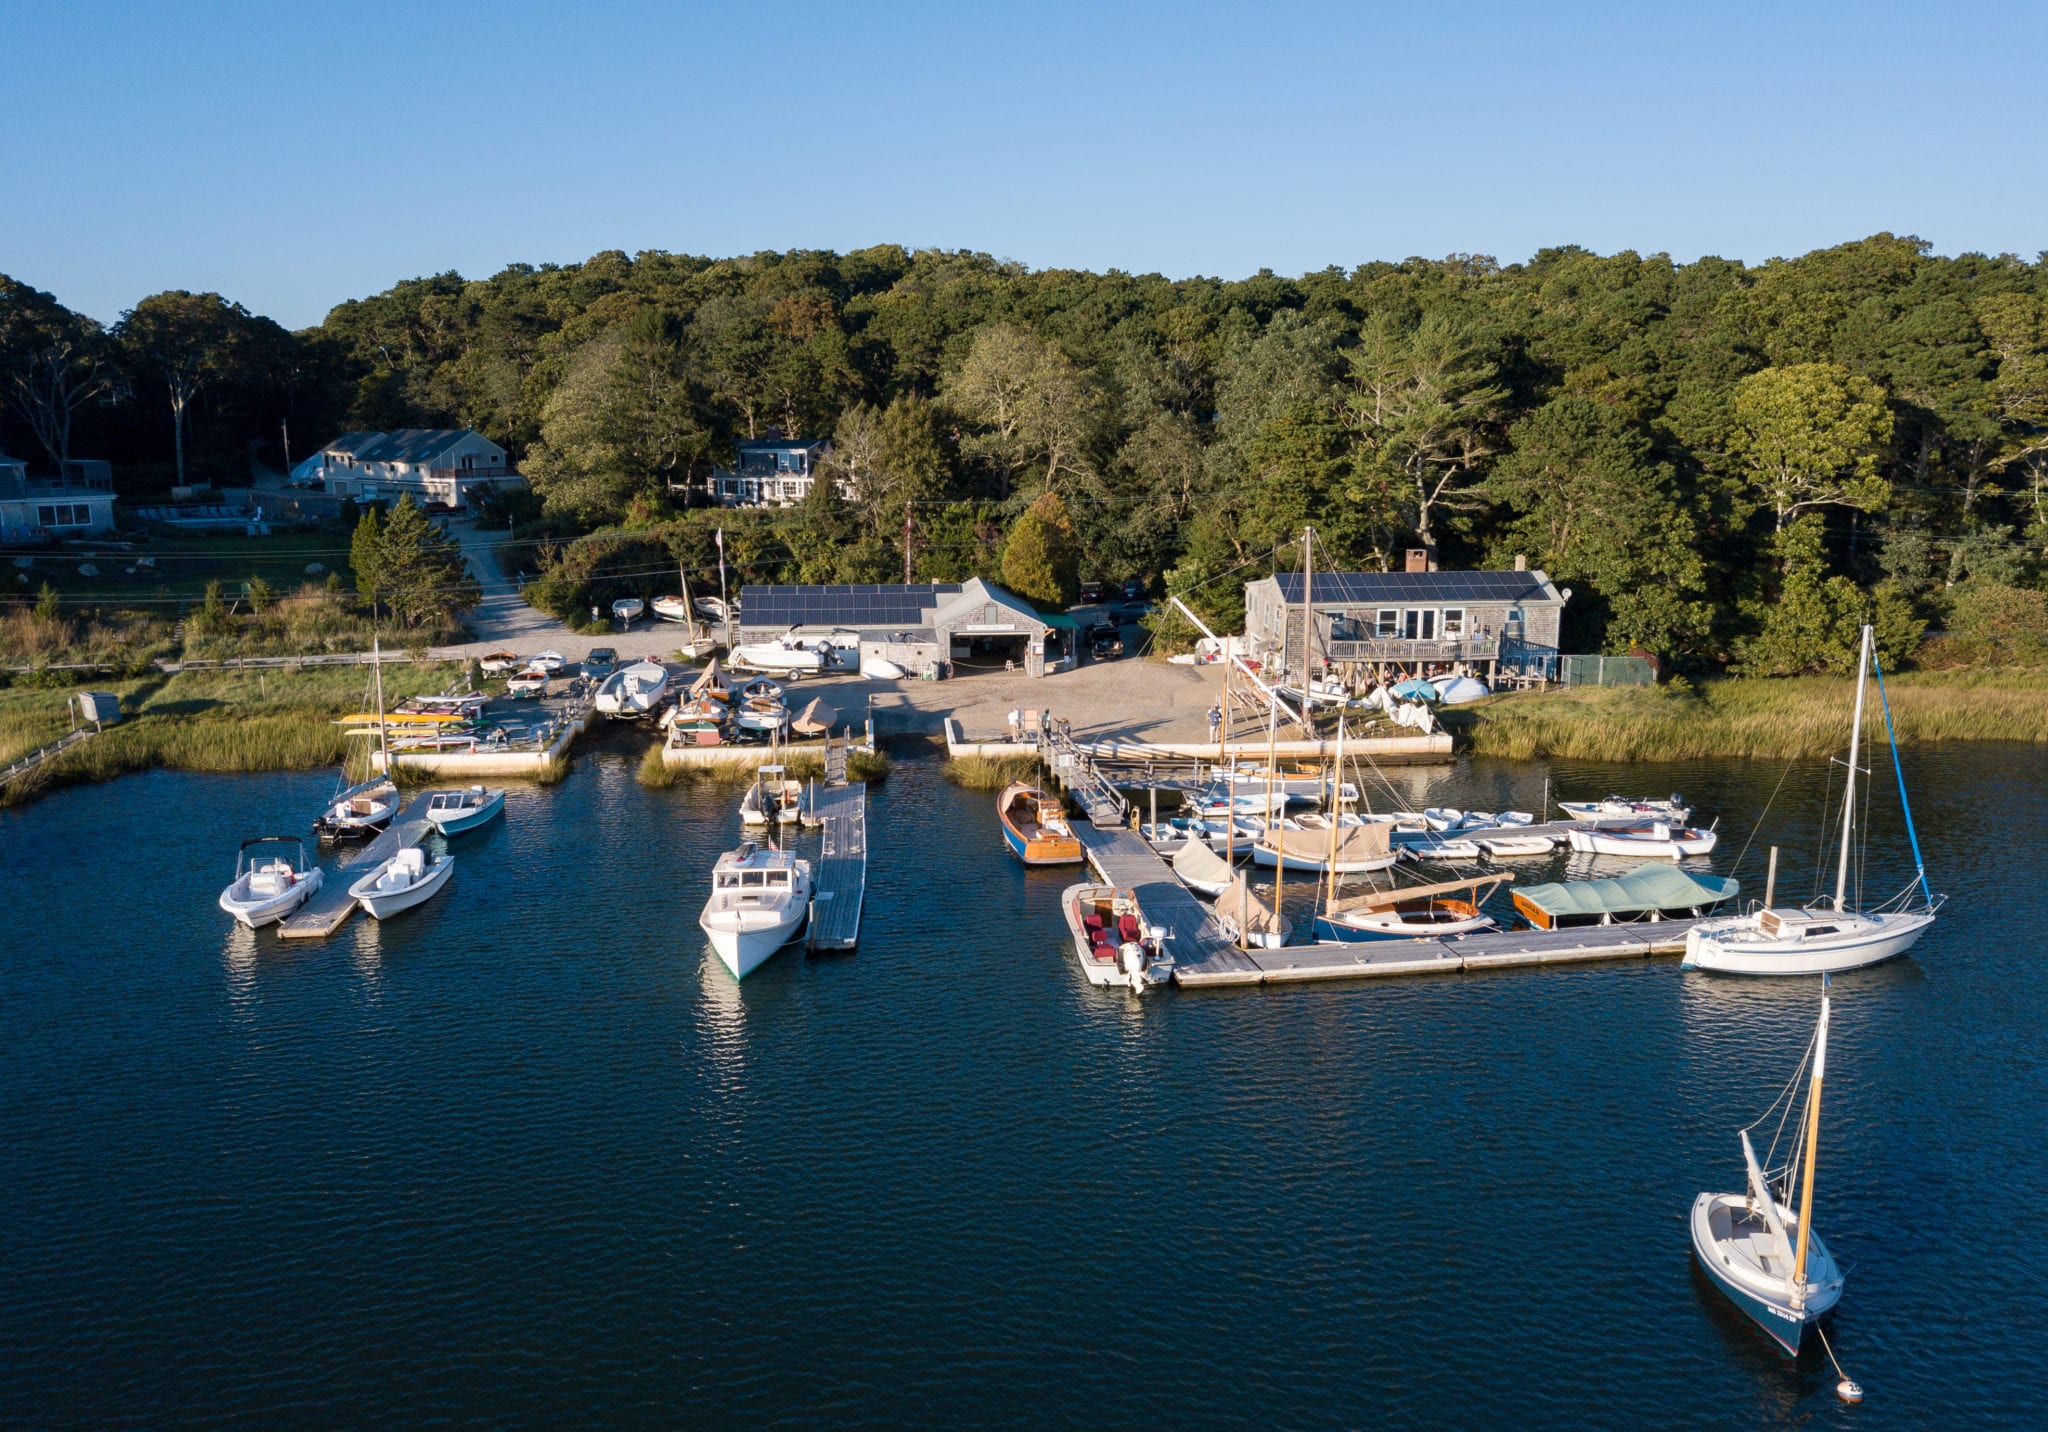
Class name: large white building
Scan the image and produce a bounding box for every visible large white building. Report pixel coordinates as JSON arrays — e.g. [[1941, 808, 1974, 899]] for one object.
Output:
[[300, 429, 524, 509], [706, 437, 836, 507], [0, 454, 117, 543]]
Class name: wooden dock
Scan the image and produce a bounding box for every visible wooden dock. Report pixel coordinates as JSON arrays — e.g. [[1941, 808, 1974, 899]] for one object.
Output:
[[1171, 917, 1708, 987], [806, 780, 867, 952], [1073, 824, 1260, 980], [277, 794, 434, 940]]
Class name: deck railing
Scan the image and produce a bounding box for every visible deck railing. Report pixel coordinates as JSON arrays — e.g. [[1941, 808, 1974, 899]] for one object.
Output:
[[1326, 636, 1501, 663]]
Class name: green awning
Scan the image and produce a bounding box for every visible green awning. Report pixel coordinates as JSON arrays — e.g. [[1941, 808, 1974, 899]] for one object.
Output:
[[1516, 863, 1738, 918], [1038, 611, 1082, 629]]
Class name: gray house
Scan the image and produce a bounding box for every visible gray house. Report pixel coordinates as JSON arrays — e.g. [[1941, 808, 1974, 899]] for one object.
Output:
[[0, 454, 117, 543], [1243, 566, 1568, 685], [736, 579, 1066, 677]]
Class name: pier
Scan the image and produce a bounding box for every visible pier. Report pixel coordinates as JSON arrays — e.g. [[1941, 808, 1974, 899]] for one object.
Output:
[[1073, 823, 1260, 979], [1170, 917, 1707, 987], [277, 794, 434, 940], [805, 758, 867, 952]]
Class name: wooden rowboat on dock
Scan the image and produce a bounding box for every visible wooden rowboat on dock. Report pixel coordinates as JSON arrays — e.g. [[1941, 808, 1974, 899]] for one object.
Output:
[[997, 783, 1083, 866]]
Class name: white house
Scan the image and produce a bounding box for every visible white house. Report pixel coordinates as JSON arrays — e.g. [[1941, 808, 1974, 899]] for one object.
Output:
[[706, 437, 838, 507], [302, 429, 523, 509], [0, 454, 117, 543]]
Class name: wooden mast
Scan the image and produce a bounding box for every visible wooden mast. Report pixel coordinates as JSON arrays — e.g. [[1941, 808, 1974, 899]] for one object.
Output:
[[1790, 992, 1832, 1307], [1323, 713, 1346, 920], [372, 633, 388, 781]]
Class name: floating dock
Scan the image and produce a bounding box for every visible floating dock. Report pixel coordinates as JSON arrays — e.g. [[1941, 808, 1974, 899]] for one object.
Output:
[[1073, 824, 1258, 977], [806, 778, 867, 952], [277, 794, 433, 940]]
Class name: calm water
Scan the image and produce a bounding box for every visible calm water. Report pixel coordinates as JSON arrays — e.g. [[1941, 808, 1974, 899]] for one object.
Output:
[[2, 735, 2042, 1428]]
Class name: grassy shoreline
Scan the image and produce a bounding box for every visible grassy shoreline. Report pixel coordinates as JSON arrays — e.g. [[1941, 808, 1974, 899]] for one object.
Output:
[[636, 746, 892, 789], [1457, 669, 2048, 761]]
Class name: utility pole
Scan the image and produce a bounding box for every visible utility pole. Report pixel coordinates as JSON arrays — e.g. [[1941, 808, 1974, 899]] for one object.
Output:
[[902, 500, 915, 585]]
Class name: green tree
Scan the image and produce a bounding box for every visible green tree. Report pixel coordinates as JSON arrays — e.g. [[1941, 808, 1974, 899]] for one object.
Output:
[[1736, 517, 1922, 673], [375, 495, 479, 628], [245, 575, 275, 612], [1000, 491, 1082, 607], [115, 290, 265, 487], [0, 275, 113, 465], [196, 578, 227, 633], [946, 322, 1103, 499], [1730, 362, 1894, 531], [350, 506, 386, 617], [33, 581, 60, 623]]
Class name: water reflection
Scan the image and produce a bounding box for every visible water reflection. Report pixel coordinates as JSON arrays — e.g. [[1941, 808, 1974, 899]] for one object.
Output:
[[220, 924, 260, 1014]]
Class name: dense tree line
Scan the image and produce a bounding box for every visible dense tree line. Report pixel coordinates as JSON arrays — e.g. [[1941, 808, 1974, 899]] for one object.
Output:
[[6, 236, 2048, 671]]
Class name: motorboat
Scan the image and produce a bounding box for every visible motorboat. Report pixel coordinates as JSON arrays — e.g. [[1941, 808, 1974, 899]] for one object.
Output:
[[1215, 769, 1357, 805], [528, 650, 566, 674], [348, 845, 455, 919], [1250, 820, 1396, 875], [1557, 793, 1692, 826], [1171, 838, 1238, 897], [1567, 823, 1718, 859], [997, 783, 1083, 865], [860, 655, 907, 679], [1685, 626, 1940, 976], [1059, 884, 1174, 991], [612, 596, 645, 624], [1212, 872, 1292, 949], [1513, 863, 1739, 930], [1190, 786, 1290, 819], [314, 777, 400, 841], [478, 650, 524, 674], [218, 836, 323, 928], [505, 667, 549, 698], [1277, 678, 1349, 707], [739, 766, 804, 827], [595, 659, 671, 719], [424, 785, 505, 835], [1313, 873, 1510, 942], [651, 594, 693, 623], [1690, 991, 1845, 1355], [699, 842, 811, 979], [731, 637, 827, 675]]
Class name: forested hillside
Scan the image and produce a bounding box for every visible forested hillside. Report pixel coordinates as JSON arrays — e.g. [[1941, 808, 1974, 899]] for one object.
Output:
[[6, 235, 2047, 671]]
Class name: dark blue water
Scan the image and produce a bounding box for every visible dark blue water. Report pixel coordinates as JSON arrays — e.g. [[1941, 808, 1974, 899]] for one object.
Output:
[[2, 740, 2041, 1428]]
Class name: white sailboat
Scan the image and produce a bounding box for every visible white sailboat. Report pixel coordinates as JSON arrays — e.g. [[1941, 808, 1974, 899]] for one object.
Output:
[[1690, 990, 1846, 1355], [699, 842, 811, 978], [1685, 624, 1941, 975]]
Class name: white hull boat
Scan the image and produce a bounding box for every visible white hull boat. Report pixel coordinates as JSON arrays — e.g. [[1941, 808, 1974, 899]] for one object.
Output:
[[1213, 871, 1292, 949], [1568, 824, 1718, 859], [1558, 794, 1692, 826], [348, 846, 455, 919], [860, 655, 907, 679], [479, 651, 523, 674], [739, 766, 804, 827], [1475, 834, 1557, 858], [1401, 838, 1482, 862], [1316, 903, 1496, 941], [1060, 884, 1174, 991], [699, 842, 811, 979], [424, 785, 505, 835], [315, 778, 400, 840], [218, 836, 323, 928], [612, 597, 645, 624], [731, 640, 826, 675], [1171, 838, 1239, 897], [506, 667, 549, 697], [651, 594, 693, 623], [594, 659, 670, 719], [528, 650, 566, 674]]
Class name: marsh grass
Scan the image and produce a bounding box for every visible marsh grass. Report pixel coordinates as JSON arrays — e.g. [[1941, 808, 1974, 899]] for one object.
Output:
[[1461, 670, 2048, 761], [942, 754, 1044, 789], [638, 745, 894, 790]]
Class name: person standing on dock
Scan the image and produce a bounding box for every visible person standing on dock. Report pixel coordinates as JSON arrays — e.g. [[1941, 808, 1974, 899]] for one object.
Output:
[[1207, 702, 1222, 745], [1008, 708, 1022, 741]]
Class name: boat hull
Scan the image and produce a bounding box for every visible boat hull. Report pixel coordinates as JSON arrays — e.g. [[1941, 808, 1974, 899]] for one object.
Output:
[[218, 868, 323, 928], [702, 910, 807, 979], [348, 853, 455, 919], [1683, 909, 1935, 975], [1690, 1192, 1841, 1355], [997, 784, 1083, 866], [1314, 910, 1494, 942], [1250, 843, 1396, 874], [1568, 827, 1718, 859]]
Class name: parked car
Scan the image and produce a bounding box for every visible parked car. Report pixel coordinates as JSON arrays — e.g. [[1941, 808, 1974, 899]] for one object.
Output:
[[1122, 577, 1147, 602], [1078, 580, 1106, 605], [1118, 598, 1154, 620], [1088, 621, 1123, 660], [580, 646, 619, 680]]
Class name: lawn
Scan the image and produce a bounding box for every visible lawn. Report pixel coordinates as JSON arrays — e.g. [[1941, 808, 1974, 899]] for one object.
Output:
[[8, 529, 357, 604]]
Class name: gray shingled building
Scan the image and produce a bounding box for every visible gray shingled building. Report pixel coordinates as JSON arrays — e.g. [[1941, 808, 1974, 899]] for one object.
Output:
[[1243, 567, 1568, 685]]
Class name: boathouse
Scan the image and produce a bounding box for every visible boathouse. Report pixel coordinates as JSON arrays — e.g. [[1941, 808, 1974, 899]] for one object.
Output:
[[735, 578, 1064, 677], [1243, 564, 1567, 685]]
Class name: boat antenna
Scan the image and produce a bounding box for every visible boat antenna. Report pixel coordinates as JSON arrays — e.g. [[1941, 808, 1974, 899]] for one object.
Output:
[[1832, 626, 1872, 914], [1870, 645, 1934, 909]]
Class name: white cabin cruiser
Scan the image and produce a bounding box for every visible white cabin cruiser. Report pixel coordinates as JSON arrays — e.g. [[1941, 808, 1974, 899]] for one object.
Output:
[[218, 836, 324, 928], [594, 660, 670, 719], [730, 637, 828, 675], [348, 845, 455, 919], [699, 842, 812, 979]]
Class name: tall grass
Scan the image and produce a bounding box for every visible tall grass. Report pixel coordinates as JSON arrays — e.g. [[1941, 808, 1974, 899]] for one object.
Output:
[[941, 754, 1044, 789], [638, 745, 894, 789], [1462, 670, 2048, 761]]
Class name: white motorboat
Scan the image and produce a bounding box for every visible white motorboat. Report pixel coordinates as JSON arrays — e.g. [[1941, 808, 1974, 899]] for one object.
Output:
[[1475, 834, 1557, 858], [651, 594, 693, 623], [1251, 820, 1396, 874], [1568, 823, 1719, 859], [505, 666, 549, 697], [1401, 838, 1482, 862], [1171, 838, 1239, 897], [1557, 793, 1692, 826], [731, 637, 827, 675], [739, 765, 804, 827], [594, 659, 670, 719], [731, 677, 788, 735], [314, 777, 400, 841], [612, 597, 645, 624], [528, 650, 566, 674], [860, 655, 907, 679], [1690, 991, 1845, 1354], [218, 836, 324, 928], [348, 845, 455, 919], [478, 650, 524, 674], [1685, 625, 1941, 976], [1215, 769, 1357, 805], [1059, 884, 1174, 991], [699, 842, 811, 979]]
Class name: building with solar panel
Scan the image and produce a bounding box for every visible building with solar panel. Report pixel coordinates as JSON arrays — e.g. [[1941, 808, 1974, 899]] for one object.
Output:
[[735, 579, 1066, 677], [1243, 562, 1568, 687]]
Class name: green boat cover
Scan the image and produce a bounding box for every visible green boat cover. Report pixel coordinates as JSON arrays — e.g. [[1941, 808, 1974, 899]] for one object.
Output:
[[1517, 862, 1738, 918]]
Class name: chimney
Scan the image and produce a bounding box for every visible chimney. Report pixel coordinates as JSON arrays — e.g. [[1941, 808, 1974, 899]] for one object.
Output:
[[1405, 548, 1430, 573], [1514, 553, 1527, 571]]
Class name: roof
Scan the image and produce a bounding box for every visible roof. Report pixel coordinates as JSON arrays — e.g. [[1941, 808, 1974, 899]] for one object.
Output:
[[735, 436, 828, 453], [741, 583, 965, 629], [1515, 864, 1738, 919], [319, 431, 385, 455], [1268, 570, 1562, 605], [356, 429, 499, 465]]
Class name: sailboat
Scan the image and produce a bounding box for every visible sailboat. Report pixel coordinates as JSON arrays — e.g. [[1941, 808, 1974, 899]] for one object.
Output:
[[1685, 624, 1941, 975], [1690, 990, 1846, 1354]]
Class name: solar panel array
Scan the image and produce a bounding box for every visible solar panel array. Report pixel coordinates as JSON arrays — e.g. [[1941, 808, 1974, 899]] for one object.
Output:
[[1273, 571, 1552, 605], [741, 583, 964, 629]]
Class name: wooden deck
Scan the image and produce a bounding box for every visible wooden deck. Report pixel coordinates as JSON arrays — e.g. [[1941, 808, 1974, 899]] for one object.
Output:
[[806, 781, 867, 952], [1073, 823, 1259, 979], [277, 794, 434, 940], [1171, 917, 1708, 987]]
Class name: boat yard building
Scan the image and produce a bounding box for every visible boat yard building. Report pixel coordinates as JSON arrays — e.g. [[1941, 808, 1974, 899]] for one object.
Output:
[[736, 578, 1064, 677], [1243, 566, 1568, 686]]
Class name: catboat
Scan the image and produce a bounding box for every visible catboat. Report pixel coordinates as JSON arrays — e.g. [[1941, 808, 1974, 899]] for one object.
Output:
[[348, 845, 455, 919], [1212, 871, 1292, 949], [1314, 872, 1511, 942], [699, 842, 810, 979], [595, 659, 670, 719], [1059, 884, 1174, 991], [424, 785, 504, 835], [612, 597, 645, 624], [218, 836, 323, 928], [739, 766, 804, 827], [314, 778, 400, 841], [478, 650, 524, 674], [1567, 823, 1718, 859], [1691, 991, 1846, 1354], [997, 783, 1083, 865], [1685, 625, 1941, 976], [651, 594, 693, 623], [790, 697, 838, 737], [505, 666, 549, 696], [1252, 820, 1395, 874], [1171, 837, 1238, 896]]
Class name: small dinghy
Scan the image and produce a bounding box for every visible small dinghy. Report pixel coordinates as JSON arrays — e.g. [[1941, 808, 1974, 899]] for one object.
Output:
[[218, 836, 323, 928], [732, 677, 788, 736], [612, 597, 645, 624], [1475, 833, 1557, 858], [1314, 873, 1510, 942], [997, 783, 1083, 865], [666, 696, 727, 746], [1060, 884, 1174, 991], [1401, 838, 1482, 862], [1567, 823, 1718, 859], [860, 655, 907, 679], [1691, 989, 1845, 1355], [595, 659, 670, 719], [651, 594, 693, 623], [478, 651, 524, 674], [348, 845, 455, 920], [314, 778, 400, 841], [424, 785, 505, 835], [528, 650, 566, 674], [740, 765, 804, 827], [1421, 806, 1468, 832], [1171, 837, 1238, 896], [1557, 793, 1691, 826]]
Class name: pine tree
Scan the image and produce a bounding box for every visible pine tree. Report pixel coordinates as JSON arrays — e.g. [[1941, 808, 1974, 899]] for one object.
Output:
[[350, 506, 386, 619], [1001, 492, 1081, 607], [376, 495, 480, 628]]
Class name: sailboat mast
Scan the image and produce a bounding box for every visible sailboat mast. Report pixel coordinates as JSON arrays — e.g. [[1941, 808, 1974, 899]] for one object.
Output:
[[372, 634, 388, 780], [1325, 714, 1345, 914], [1834, 625, 1873, 913], [1222, 656, 1235, 868], [1268, 700, 1283, 911], [1790, 993, 1831, 1304], [1300, 525, 1314, 706]]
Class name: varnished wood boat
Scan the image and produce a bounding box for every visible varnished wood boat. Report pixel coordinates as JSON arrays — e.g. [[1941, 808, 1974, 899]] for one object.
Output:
[[997, 782, 1083, 866]]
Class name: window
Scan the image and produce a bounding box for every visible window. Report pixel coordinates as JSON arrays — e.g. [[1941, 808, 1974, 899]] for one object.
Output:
[[37, 504, 91, 527], [1402, 609, 1437, 640], [1375, 609, 1398, 637], [1441, 607, 1465, 638]]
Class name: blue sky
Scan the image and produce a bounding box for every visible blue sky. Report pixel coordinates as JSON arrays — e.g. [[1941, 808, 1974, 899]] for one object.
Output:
[[4, 0, 2043, 329]]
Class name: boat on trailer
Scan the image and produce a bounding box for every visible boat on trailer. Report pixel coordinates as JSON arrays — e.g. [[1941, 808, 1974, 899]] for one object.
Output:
[[1059, 884, 1174, 991], [218, 836, 324, 928], [595, 659, 670, 719], [997, 783, 1083, 866]]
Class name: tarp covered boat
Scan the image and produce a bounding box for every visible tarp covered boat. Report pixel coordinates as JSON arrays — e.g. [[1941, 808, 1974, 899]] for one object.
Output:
[[1513, 863, 1739, 930]]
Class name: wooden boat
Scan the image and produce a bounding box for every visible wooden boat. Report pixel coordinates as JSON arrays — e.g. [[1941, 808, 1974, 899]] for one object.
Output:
[[651, 594, 693, 623], [348, 846, 455, 919], [479, 650, 524, 674], [1567, 822, 1718, 859], [218, 836, 323, 928], [1685, 625, 1940, 976], [314, 777, 399, 841], [732, 677, 788, 736], [665, 696, 728, 746], [424, 785, 505, 835], [505, 667, 549, 697], [699, 842, 810, 979], [1314, 873, 1510, 942], [1691, 991, 1845, 1354], [997, 783, 1083, 865], [1058, 883, 1173, 991], [1513, 863, 1738, 930]]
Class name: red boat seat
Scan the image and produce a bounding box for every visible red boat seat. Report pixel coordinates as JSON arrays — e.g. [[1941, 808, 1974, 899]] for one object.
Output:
[[1118, 914, 1141, 942]]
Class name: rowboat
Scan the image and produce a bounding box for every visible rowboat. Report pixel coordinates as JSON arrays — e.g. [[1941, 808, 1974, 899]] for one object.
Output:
[[218, 836, 323, 928], [997, 783, 1083, 865], [479, 651, 524, 674], [1567, 823, 1718, 859], [651, 594, 693, 623], [1170, 837, 1238, 896], [612, 597, 644, 624]]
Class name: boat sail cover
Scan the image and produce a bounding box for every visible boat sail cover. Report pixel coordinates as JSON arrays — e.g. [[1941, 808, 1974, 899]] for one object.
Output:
[[1517, 863, 1737, 921], [790, 698, 838, 735], [1216, 873, 1288, 939], [689, 659, 727, 699], [1172, 838, 1235, 887], [1258, 821, 1391, 863]]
